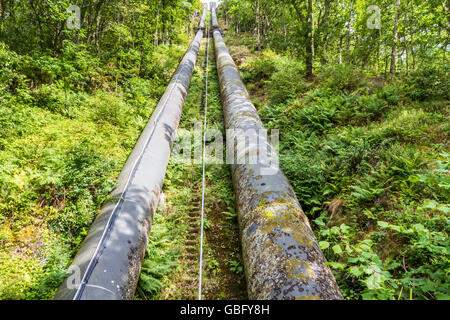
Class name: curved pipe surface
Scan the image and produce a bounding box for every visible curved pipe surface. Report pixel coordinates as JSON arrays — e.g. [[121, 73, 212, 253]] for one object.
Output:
[[212, 11, 343, 300], [199, 4, 207, 29], [211, 5, 219, 29], [54, 29, 204, 300]]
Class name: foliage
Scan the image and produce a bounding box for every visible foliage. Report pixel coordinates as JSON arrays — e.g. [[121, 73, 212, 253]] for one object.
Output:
[[0, 0, 198, 298], [241, 49, 279, 84], [0, 0, 448, 301], [267, 59, 307, 104], [221, 0, 448, 79], [138, 223, 180, 297], [319, 64, 367, 92], [406, 65, 450, 101], [229, 260, 244, 275], [253, 46, 449, 300]]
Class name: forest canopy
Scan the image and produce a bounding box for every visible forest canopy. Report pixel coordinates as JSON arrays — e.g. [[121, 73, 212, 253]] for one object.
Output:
[[220, 0, 448, 79]]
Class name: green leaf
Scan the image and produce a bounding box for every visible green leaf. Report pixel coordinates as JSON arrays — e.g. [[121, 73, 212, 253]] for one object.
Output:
[[349, 266, 364, 277], [332, 244, 343, 255], [330, 226, 340, 235], [435, 293, 450, 300], [340, 223, 351, 234], [326, 262, 346, 270], [314, 217, 326, 227], [359, 243, 371, 252], [422, 199, 438, 210], [366, 273, 382, 290], [362, 209, 376, 219], [345, 245, 353, 254], [377, 221, 389, 228], [319, 241, 330, 250], [390, 224, 402, 232], [348, 257, 361, 263]]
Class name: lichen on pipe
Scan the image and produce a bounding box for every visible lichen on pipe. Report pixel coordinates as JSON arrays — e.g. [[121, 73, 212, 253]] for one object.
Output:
[[54, 29, 204, 300], [212, 17, 343, 299]]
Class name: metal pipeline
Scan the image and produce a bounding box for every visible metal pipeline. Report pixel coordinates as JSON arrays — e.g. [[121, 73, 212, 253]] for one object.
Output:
[[199, 4, 207, 29], [54, 29, 204, 300], [211, 5, 219, 29], [212, 11, 343, 300]]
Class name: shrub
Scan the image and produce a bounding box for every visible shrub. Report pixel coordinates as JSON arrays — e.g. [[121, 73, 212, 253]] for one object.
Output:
[[137, 223, 179, 297], [319, 64, 367, 91], [0, 42, 26, 92], [19, 55, 60, 87], [32, 84, 88, 118], [90, 91, 131, 128], [296, 99, 337, 134], [268, 59, 307, 105], [327, 134, 373, 175], [379, 85, 403, 106], [281, 151, 329, 211], [46, 143, 117, 246], [240, 49, 279, 84], [407, 65, 449, 101], [144, 44, 187, 88], [123, 77, 156, 119], [357, 94, 389, 121], [0, 105, 27, 139], [33, 84, 66, 114]]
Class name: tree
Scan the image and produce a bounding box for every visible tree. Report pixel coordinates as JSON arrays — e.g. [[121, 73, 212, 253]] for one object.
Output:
[[390, 0, 401, 76], [221, 0, 448, 77]]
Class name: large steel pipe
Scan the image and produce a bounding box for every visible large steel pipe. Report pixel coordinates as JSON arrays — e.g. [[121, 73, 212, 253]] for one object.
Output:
[[211, 5, 219, 29], [54, 29, 204, 300], [199, 4, 207, 29], [212, 14, 343, 300]]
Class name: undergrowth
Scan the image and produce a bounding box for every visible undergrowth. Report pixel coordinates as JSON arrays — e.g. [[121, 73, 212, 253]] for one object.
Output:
[[236, 46, 449, 300], [0, 40, 188, 299]]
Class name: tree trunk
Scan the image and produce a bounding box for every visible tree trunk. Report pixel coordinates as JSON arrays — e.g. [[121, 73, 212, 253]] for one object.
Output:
[[390, 0, 401, 77], [305, 0, 313, 80], [404, 22, 409, 73], [0, 0, 7, 23], [283, 5, 287, 46], [256, 0, 261, 53], [320, 0, 331, 63], [346, 0, 355, 61], [154, 0, 162, 46], [139, 44, 144, 76], [409, 1, 415, 71], [385, 54, 389, 75]]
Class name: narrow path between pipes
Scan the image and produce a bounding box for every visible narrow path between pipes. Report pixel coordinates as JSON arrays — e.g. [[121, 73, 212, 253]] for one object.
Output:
[[136, 26, 247, 300]]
